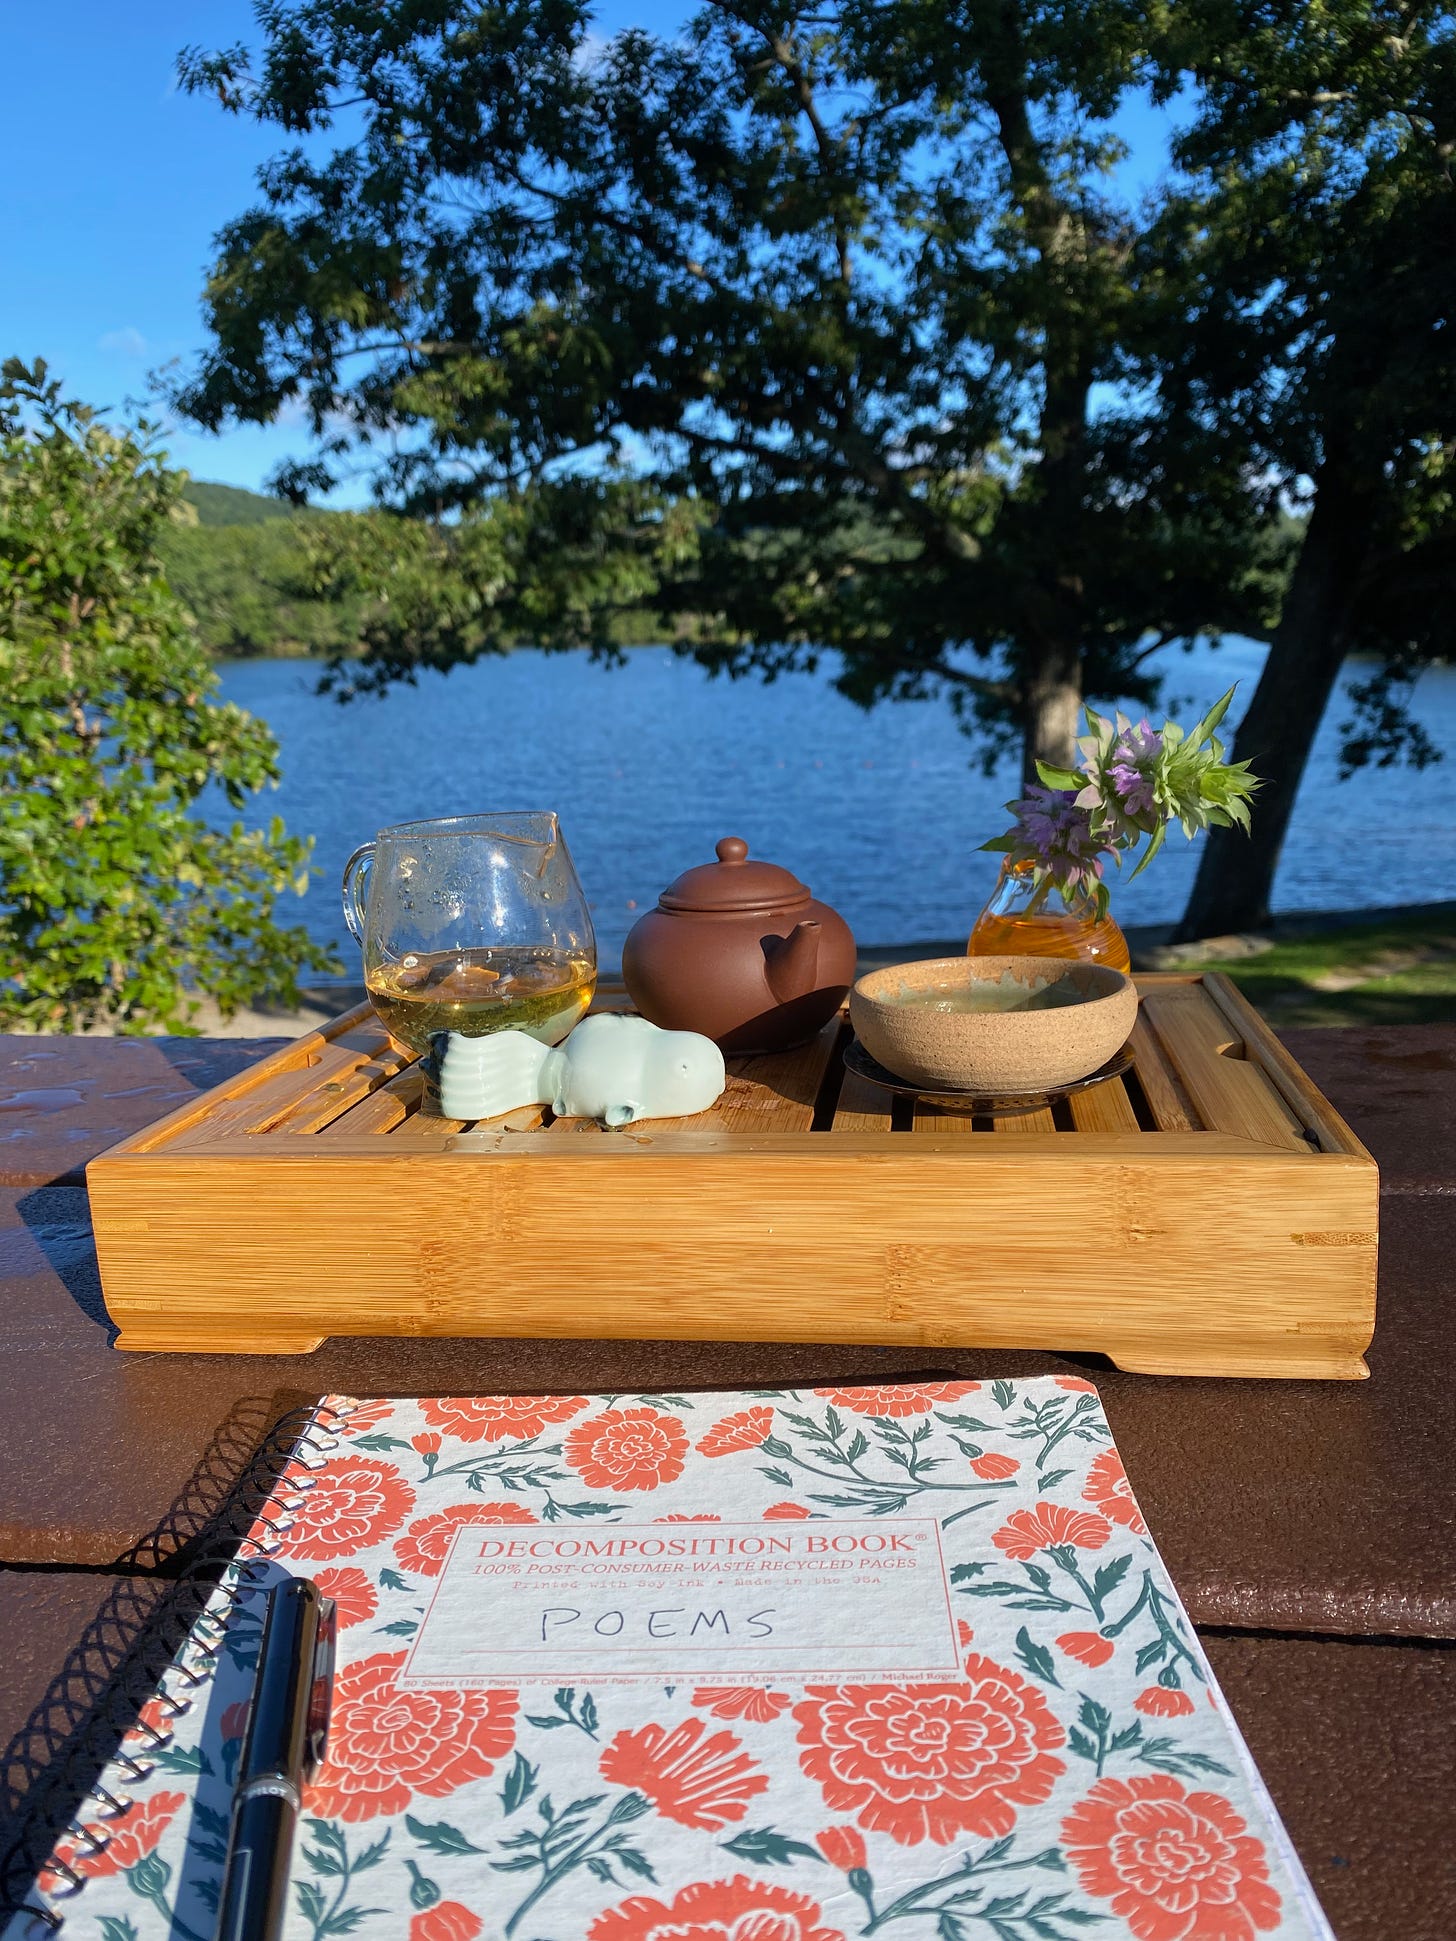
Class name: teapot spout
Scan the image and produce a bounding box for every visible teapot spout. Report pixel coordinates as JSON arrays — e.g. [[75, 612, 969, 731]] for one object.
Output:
[[763, 920, 822, 1004]]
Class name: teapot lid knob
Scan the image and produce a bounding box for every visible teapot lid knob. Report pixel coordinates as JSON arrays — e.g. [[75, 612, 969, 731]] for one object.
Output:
[[657, 837, 811, 914]]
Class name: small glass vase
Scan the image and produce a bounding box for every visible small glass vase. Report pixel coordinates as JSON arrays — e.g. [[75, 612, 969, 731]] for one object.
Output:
[[968, 859, 1131, 973]]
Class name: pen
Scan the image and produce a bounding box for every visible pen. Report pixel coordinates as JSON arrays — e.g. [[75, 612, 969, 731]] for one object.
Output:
[[215, 1576, 336, 1941]]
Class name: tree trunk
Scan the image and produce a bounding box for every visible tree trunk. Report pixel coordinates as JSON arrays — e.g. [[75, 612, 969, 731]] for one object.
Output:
[[1173, 465, 1370, 941], [1021, 635, 1082, 784]]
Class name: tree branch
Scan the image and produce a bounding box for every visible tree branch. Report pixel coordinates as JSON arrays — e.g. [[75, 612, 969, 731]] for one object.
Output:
[[766, 30, 853, 288]]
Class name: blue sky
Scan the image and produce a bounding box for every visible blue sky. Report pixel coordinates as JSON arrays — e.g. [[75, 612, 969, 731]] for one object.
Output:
[[3, 3, 1175, 503]]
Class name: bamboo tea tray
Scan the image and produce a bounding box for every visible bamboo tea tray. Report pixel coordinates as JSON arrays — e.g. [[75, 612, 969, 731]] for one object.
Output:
[[87, 972, 1377, 1377]]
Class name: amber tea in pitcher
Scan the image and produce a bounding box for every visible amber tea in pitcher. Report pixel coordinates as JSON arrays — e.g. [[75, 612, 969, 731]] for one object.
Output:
[[342, 813, 597, 1069], [365, 946, 594, 1057]]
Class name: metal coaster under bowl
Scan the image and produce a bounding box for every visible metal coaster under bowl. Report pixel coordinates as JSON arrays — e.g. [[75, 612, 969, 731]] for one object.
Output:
[[842, 1036, 1135, 1115]]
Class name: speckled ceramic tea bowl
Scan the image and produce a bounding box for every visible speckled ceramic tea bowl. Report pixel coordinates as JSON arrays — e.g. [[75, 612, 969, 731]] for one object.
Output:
[[849, 955, 1138, 1093]]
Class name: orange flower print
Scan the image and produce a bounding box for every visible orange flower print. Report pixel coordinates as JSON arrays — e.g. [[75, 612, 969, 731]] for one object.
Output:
[[590, 1876, 845, 1941], [794, 1655, 1065, 1846], [338, 1400, 395, 1436], [957, 1620, 975, 1647], [599, 1718, 769, 1830], [307, 1652, 517, 1821], [395, 1502, 536, 1576], [123, 1694, 178, 1747], [657, 1513, 723, 1522], [1084, 1448, 1148, 1535], [411, 1904, 484, 1941], [991, 1503, 1111, 1561], [311, 1565, 378, 1628], [41, 1790, 185, 1886], [1055, 1377, 1098, 1393], [417, 1394, 590, 1443], [1135, 1685, 1197, 1719], [970, 1452, 1020, 1481], [412, 1431, 443, 1456], [691, 1686, 793, 1723], [816, 1825, 868, 1871], [565, 1407, 689, 1492], [1062, 1774, 1282, 1940], [285, 1460, 415, 1561], [764, 1501, 812, 1519], [695, 1407, 774, 1456], [1058, 1632, 1115, 1669], [813, 1382, 981, 1418], [220, 1700, 252, 1741]]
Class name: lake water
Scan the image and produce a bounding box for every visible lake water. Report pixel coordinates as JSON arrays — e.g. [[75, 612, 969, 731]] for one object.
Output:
[[210, 641, 1455, 964]]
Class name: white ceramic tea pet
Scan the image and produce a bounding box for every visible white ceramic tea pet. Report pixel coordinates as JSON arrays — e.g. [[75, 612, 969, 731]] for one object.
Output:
[[439, 1013, 726, 1126]]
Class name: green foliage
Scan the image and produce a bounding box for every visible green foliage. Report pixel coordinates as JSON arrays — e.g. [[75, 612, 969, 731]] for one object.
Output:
[[0, 358, 339, 1032], [174, 0, 1295, 769], [1149, 0, 1455, 771], [1145, 1, 1454, 934], [158, 511, 366, 658], [294, 478, 705, 696], [173, 0, 1450, 845]]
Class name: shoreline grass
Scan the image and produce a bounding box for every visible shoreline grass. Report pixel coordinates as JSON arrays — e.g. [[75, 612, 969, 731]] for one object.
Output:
[[1187, 908, 1456, 1027]]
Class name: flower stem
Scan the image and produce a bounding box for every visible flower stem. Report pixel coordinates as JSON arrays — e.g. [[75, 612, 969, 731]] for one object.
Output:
[[1046, 1546, 1106, 1622]]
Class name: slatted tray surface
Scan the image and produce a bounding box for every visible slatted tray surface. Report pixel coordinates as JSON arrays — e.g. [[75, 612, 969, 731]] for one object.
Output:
[[88, 973, 1378, 1375]]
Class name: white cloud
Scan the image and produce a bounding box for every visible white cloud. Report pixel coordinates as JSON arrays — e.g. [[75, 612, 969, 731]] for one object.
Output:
[[98, 327, 149, 358]]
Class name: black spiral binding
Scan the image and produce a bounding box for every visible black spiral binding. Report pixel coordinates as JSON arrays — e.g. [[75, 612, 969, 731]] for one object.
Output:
[[1, 1397, 363, 1934]]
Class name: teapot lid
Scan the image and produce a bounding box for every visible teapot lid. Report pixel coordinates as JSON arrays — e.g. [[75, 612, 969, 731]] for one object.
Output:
[[659, 837, 812, 915]]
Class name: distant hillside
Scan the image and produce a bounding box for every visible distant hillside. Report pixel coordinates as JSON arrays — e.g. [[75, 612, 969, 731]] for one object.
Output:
[[181, 480, 300, 528], [163, 482, 358, 657]]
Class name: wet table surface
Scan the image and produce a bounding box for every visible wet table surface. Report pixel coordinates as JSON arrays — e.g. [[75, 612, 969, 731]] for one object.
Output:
[[1, 1024, 1453, 1937]]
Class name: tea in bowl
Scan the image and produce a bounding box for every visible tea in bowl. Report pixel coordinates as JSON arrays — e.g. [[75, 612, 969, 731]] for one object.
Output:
[[849, 955, 1137, 1094]]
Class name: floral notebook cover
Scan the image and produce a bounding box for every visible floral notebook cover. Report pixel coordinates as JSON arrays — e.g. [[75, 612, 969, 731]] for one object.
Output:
[[17, 1382, 1331, 1941]]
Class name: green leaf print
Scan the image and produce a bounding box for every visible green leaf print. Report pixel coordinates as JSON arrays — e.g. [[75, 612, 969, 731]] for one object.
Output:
[[295, 1822, 388, 1938], [721, 1826, 826, 1867], [524, 1688, 601, 1738], [1013, 1627, 1062, 1688], [405, 1814, 488, 1857], [501, 1750, 541, 1815], [493, 1790, 656, 1936]]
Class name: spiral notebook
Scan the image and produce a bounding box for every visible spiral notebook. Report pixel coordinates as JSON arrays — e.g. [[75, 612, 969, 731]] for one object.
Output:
[[6, 1382, 1333, 1939]]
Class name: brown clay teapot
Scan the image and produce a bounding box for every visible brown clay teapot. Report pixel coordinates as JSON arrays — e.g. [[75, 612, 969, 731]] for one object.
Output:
[[622, 837, 856, 1054]]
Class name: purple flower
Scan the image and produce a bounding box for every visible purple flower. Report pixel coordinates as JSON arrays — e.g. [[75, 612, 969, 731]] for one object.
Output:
[[1102, 721, 1163, 822], [1108, 760, 1156, 816], [1008, 785, 1110, 894]]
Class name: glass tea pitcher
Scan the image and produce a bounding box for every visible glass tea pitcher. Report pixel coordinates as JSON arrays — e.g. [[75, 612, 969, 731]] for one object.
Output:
[[341, 812, 597, 1058]]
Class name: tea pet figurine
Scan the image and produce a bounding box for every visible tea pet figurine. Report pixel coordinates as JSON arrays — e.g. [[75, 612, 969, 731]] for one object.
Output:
[[438, 1013, 726, 1126]]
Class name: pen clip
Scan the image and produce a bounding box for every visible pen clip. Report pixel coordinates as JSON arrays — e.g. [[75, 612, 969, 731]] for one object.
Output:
[[304, 1597, 336, 1781]]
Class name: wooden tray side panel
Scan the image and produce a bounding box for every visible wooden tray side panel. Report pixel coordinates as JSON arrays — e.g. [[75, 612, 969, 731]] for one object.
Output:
[[85, 977, 1379, 1377], [88, 1143, 1377, 1378]]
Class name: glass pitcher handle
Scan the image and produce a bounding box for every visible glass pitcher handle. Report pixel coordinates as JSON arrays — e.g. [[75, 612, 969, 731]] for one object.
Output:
[[341, 842, 374, 945]]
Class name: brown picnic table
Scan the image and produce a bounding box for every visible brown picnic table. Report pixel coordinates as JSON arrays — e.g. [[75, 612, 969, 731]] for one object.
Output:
[[0, 1021, 1453, 1936]]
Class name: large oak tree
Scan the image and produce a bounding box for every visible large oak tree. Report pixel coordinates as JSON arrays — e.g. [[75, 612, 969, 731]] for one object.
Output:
[[1155, 0, 1455, 937], [177, 1, 1451, 934], [177, 0, 1278, 779]]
